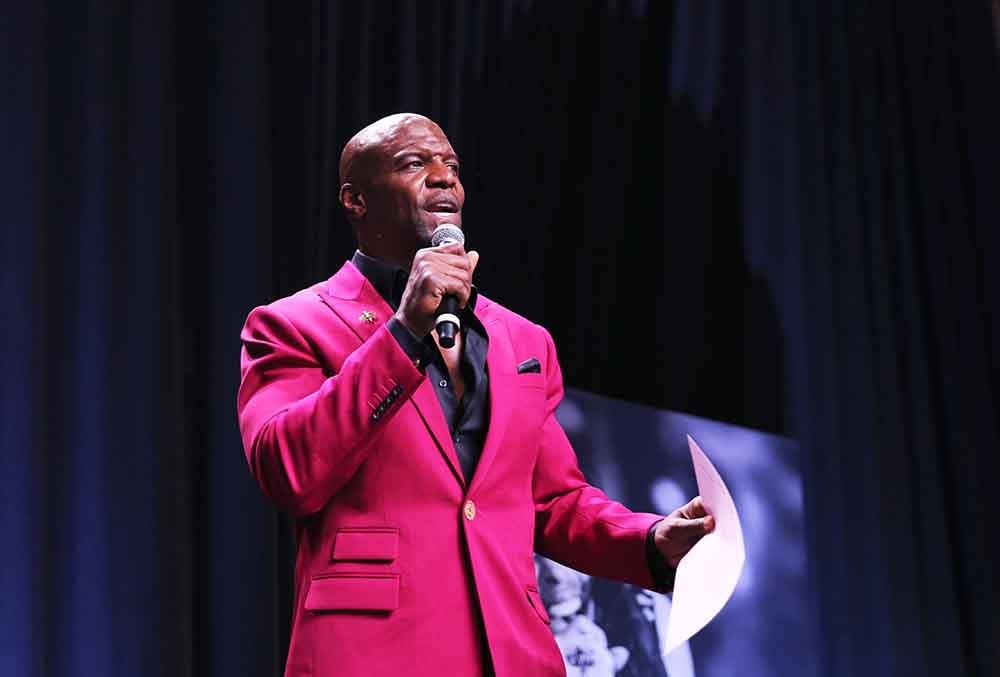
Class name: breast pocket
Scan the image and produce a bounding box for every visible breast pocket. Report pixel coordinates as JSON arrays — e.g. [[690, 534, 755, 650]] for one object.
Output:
[[516, 372, 545, 390]]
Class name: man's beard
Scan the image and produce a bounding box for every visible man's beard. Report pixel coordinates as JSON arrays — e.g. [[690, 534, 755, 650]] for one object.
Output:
[[413, 220, 435, 248]]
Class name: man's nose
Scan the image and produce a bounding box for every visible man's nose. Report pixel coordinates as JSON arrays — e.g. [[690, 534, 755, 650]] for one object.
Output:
[[425, 159, 457, 187]]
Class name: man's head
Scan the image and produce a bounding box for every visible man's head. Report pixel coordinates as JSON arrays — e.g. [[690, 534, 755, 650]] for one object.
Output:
[[553, 615, 630, 677], [339, 113, 464, 267], [536, 555, 591, 617]]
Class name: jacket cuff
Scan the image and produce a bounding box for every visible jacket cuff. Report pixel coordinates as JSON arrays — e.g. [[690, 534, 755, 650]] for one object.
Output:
[[645, 519, 676, 591]]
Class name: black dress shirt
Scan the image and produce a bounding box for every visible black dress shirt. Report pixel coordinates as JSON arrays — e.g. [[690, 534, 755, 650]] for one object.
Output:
[[352, 250, 489, 482], [350, 251, 674, 590]]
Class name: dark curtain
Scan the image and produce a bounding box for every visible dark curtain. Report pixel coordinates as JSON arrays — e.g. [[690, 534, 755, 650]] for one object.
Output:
[[2, 1, 997, 676]]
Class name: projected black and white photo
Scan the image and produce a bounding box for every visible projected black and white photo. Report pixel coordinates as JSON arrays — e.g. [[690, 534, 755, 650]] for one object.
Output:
[[541, 389, 818, 677]]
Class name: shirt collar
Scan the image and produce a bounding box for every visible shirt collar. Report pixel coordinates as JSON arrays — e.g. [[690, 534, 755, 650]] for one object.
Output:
[[351, 249, 479, 312]]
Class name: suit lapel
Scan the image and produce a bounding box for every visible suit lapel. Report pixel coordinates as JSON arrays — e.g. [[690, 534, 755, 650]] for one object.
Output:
[[468, 302, 515, 495], [410, 379, 466, 488], [317, 261, 393, 344], [317, 261, 466, 488]]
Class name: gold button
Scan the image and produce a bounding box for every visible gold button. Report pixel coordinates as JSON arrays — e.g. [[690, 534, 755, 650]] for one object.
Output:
[[463, 500, 476, 521]]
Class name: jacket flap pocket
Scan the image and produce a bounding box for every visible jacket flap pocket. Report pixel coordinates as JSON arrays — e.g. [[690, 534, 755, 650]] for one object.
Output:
[[305, 573, 400, 612], [332, 527, 398, 562], [526, 586, 550, 625]]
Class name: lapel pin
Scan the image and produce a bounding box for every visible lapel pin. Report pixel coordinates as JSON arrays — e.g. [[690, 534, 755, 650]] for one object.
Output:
[[359, 310, 377, 324]]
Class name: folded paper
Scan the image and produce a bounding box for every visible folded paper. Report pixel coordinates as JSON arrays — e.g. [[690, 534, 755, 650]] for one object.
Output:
[[663, 435, 746, 653]]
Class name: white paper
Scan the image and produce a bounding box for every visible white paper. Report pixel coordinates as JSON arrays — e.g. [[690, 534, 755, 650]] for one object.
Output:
[[663, 435, 746, 653]]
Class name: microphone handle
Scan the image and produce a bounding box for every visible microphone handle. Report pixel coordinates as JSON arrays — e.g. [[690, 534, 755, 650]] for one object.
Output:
[[433, 230, 463, 349], [436, 294, 460, 349]]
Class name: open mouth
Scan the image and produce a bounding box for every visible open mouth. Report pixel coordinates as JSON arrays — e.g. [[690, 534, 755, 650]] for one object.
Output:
[[426, 200, 458, 213]]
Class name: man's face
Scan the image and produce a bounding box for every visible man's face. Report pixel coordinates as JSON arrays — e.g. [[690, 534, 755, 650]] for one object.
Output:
[[362, 118, 465, 250], [537, 556, 590, 614]]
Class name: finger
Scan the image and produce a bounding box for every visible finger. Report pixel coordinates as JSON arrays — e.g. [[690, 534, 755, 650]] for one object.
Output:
[[418, 251, 472, 271], [423, 272, 472, 305], [667, 516, 714, 539], [422, 269, 474, 305], [468, 250, 480, 275], [435, 260, 476, 281], [415, 243, 466, 261], [431, 241, 467, 256], [678, 496, 707, 519], [411, 260, 470, 293]]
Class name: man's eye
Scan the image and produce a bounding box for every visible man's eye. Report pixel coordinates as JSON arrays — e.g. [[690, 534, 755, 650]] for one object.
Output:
[[448, 164, 460, 174], [408, 160, 424, 169]]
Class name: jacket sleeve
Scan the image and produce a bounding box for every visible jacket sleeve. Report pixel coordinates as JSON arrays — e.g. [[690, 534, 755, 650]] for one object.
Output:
[[236, 303, 425, 517], [531, 327, 666, 590]]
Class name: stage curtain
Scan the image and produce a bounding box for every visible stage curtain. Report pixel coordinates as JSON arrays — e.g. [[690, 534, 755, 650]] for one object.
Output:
[[1, 1, 996, 675]]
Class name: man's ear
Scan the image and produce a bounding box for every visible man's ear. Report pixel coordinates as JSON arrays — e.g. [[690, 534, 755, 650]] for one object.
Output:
[[340, 183, 367, 220]]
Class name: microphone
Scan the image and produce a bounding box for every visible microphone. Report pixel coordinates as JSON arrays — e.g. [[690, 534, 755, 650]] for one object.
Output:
[[430, 224, 465, 349]]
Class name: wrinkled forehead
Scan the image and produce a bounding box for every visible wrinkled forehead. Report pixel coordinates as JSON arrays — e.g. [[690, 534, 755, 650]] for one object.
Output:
[[340, 114, 455, 183]]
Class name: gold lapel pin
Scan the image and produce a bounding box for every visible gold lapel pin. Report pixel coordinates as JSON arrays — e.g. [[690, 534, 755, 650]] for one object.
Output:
[[359, 310, 377, 324]]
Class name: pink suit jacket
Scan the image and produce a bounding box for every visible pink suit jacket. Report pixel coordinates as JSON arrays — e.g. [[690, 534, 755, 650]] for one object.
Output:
[[237, 261, 664, 676]]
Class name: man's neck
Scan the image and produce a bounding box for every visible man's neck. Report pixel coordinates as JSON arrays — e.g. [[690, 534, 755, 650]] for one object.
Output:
[[356, 235, 419, 270], [363, 252, 412, 270]]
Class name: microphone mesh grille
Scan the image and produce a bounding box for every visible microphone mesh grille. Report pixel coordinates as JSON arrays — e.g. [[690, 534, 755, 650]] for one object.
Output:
[[431, 224, 465, 247]]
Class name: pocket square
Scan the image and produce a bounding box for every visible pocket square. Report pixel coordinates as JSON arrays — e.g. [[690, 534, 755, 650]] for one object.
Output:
[[517, 357, 541, 374]]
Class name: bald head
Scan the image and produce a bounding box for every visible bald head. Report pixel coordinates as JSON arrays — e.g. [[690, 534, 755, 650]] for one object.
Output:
[[339, 113, 441, 186]]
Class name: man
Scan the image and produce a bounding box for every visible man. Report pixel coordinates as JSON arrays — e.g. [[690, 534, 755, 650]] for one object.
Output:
[[237, 113, 713, 676]]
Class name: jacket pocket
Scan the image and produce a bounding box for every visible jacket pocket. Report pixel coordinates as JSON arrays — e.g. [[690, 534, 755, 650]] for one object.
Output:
[[525, 586, 551, 625], [331, 526, 398, 562], [305, 573, 400, 612]]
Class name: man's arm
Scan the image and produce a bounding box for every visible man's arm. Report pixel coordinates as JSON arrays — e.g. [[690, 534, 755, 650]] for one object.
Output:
[[531, 328, 712, 591], [531, 327, 666, 589], [237, 244, 477, 518], [237, 303, 424, 517]]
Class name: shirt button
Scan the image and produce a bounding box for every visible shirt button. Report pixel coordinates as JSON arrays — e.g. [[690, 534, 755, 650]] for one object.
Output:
[[439, 379, 448, 388], [463, 500, 476, 521]]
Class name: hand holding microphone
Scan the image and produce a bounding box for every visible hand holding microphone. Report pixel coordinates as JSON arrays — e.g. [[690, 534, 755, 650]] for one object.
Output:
[[394, 224, 478, 347]]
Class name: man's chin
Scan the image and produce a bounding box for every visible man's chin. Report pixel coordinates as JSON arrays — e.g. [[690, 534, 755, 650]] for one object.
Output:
[[425, 212, 462, 230], [415, 231, 434, 248]]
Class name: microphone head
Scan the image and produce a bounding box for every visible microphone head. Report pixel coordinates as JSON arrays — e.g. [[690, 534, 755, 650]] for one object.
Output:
[[431, 224, 465, 247]]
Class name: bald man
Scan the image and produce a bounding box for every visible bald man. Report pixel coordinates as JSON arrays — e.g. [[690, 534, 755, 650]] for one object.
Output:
[[237, 113, 712, 677]]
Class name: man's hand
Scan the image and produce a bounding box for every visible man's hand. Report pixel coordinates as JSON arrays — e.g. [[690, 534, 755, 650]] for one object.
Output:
[[395, 243, 480, 337], [653, 496, 715, 568]]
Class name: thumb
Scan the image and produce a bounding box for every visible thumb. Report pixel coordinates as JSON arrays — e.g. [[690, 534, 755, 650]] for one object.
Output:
[[468, 250, 480, 275]]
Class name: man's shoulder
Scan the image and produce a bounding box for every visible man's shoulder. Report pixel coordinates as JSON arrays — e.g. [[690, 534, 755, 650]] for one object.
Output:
[[274, 279, 331, 311], [249, 279, 330, 322], [476, 294, 553, 343], [247, 263, 357, 323], [240, 273, 350, 348]]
